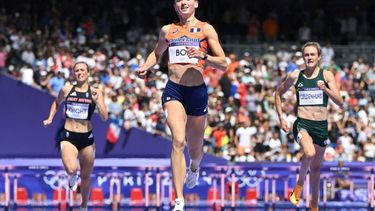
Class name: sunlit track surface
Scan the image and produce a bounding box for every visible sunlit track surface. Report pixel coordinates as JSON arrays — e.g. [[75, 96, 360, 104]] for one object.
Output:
[[1, 159, 375, 210]]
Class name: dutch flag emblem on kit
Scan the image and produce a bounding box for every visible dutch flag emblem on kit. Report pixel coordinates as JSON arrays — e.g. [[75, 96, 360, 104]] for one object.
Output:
[[190, 28, 201, 33]]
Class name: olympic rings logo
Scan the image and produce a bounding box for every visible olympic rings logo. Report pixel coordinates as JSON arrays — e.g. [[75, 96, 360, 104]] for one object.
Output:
[[42, 170, 68, 190]]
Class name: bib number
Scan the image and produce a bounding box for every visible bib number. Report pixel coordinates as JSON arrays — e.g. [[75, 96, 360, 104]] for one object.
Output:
[[299, 89, 323, 105], [66, 103, 89, 119], [169, 46, 199, 64]]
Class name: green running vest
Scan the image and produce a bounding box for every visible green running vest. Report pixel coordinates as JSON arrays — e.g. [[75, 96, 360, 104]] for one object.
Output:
[[294, 69, 329, 107]]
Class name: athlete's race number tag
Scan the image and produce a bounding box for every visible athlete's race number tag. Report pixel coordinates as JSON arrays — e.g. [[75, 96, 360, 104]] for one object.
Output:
[[169, 46, 199, 64], [299, 89, 323, 105], [66, 103, 89, 119]]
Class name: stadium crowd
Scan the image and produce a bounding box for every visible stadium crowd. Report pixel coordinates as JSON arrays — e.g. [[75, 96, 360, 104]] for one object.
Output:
[[0, 0, 374, 163]]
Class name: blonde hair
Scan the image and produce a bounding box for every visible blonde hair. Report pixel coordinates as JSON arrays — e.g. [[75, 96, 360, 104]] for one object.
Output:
[[302, 42, 321, 56]]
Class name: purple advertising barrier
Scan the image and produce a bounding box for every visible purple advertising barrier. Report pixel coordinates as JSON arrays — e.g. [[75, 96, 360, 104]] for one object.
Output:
[[0, 74, 61, 157]]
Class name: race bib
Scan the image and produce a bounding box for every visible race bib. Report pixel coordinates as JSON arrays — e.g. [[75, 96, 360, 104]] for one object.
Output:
[[299, 88, 323, 105], [66, 103, 89, 119], [169, 46, 199, 64]]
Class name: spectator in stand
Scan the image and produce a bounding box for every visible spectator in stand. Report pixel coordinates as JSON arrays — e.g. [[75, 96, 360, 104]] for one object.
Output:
[[19, 63, 34, 86], [48, 71, 65, 96], [262, 13, 278, 42], [0, 45, 8, 73], [234, 121, 257, 159], [321, 42, 335, 68]]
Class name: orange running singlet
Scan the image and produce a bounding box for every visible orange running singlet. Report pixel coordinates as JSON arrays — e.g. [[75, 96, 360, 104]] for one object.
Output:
[[165, 21, 208, 68]]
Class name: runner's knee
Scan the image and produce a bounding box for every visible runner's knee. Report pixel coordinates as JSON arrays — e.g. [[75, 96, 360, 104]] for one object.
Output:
[[305, 149, 316, 158], [65, 166, 78, 175], [172, 135, 185, 152]]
